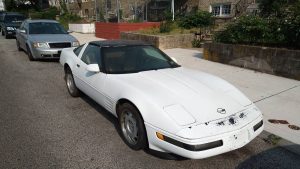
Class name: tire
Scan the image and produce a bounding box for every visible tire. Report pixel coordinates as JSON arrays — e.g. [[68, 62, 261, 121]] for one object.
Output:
[[16, 40, 22, 51], [118, 103, 148, 150], [26, 45, 34, 61], [65, 67, 80, 97], [4, 32, 9, 39], [1, 30, 4, 36]]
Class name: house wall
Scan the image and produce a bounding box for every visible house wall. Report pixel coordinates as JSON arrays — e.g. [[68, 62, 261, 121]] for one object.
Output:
[[67, 0, 95, 19], [198, 0, 238, 11]]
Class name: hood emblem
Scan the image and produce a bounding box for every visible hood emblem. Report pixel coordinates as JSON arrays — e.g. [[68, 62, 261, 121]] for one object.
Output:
[[217, 108, 226, 114]]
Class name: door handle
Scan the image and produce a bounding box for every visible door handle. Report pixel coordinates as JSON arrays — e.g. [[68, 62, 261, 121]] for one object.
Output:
[[76, 64, 80, 68]]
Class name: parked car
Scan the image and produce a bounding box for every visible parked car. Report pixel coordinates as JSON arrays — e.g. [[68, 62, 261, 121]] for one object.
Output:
[[16, 19, 79, 61], [0, 12, 26, 38], [59, 40, 264, 159]]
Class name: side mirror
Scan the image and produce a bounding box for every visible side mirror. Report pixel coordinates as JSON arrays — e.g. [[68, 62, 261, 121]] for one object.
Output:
[[19, 29, 26, 34], [171, 57, 178, 63], [67, 30, 73, 34], [86, 64, 100, 73]]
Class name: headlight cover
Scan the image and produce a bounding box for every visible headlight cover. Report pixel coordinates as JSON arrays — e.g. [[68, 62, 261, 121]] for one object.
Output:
[[33, 42, 49, 48], [164, 104, 196, 126], [72, 41, 80, 47], [6, 27, 15, 31]]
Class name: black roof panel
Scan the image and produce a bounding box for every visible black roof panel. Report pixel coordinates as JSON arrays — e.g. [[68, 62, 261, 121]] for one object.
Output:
[[90, 40, 151, 47]]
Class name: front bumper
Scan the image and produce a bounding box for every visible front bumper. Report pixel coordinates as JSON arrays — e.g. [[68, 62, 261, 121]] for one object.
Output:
[[31, 47, 64, 59], [145, 115, 264, 159], [6, 30, 16, 37]]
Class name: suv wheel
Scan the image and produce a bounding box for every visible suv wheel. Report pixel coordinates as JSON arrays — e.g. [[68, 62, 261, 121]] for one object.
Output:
[[16, 40, 22, 51], [26, 45, 34, 61]]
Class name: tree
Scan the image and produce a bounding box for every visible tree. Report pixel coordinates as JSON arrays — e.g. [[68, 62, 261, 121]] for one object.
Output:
[[4, 0, 47, 12], [258, 0, 298, 17]]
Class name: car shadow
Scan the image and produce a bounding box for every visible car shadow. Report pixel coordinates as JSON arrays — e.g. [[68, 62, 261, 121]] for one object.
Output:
[[79, 93, 188, 161], [192, 52, 203, 59], [236, 145, 300, 169], [36, 58, 60, 62], [19, 50, 60, 62], [4, 36, 16, 39]]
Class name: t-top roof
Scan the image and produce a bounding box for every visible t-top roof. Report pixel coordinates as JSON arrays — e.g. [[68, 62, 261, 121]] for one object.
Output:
[[90, 40, 151, 47]]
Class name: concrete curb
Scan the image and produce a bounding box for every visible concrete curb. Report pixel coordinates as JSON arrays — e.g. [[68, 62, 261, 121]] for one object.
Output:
[[259, 131, 300, 156]]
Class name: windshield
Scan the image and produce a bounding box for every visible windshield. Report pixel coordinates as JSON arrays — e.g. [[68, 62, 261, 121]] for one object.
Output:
[[4, 15, 25, 23], [29, 22, 67, 34], [103, 45, 180, 74]]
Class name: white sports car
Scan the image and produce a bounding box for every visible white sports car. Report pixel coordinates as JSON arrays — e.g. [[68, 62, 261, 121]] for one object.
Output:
[[59, 40, 264, 159]]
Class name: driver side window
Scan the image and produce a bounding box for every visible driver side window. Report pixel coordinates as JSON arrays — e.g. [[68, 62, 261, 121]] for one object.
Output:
[[81, 44, 101, 65]]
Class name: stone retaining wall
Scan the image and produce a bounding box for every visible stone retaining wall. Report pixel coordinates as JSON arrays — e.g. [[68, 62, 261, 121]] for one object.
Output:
[[120, 32, 194, 49], [69, 23, 95, 33], [203, 43, 300, 80]]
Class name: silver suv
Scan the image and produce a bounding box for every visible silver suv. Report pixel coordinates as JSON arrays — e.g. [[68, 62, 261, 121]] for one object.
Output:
[[16, 19, 79, 61]]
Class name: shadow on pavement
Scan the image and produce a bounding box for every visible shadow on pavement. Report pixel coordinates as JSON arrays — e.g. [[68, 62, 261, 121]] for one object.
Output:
[[77, 93, 300, 163], [80, 94, 189, 160], [193, 52, 203, 59], [236, 145, 300, 169]]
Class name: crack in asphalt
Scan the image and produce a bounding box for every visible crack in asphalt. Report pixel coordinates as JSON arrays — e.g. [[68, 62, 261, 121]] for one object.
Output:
[[254, 84, 300, 103]]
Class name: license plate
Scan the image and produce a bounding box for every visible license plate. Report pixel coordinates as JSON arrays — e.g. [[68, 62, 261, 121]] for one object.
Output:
[[231, 130, 249, 149]]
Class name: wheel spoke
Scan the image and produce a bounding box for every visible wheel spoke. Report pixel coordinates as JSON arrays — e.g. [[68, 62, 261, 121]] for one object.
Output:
[[121, 110, 139, 145]]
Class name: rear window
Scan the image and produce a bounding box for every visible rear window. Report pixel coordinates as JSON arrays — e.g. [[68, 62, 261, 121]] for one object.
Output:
[[4, 15, 25, 23]]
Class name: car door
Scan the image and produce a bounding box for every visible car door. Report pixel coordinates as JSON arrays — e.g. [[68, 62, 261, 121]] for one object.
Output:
[[74, 43, 108, 108], [18, 22, 28, 50]]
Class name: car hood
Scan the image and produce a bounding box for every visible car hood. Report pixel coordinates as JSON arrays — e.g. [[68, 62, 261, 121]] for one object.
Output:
[[116, 67, 252, 125], [29, 34, 77, 43]]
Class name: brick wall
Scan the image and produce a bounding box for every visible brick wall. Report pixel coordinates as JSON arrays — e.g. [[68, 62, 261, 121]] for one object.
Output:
[[121, 32, 194, 49]]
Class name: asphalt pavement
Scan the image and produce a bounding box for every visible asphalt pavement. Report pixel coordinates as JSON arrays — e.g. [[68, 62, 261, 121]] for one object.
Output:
[[0, 35, 300, 169]]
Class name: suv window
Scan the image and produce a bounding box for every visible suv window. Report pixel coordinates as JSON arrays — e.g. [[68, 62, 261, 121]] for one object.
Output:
[[0, 13, 4, 22], [73, 45, 84, 56], [81, 44, 100, 65]]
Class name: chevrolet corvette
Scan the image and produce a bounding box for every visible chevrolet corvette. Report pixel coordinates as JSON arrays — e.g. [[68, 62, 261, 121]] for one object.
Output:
[[59, 40, 264, 159]]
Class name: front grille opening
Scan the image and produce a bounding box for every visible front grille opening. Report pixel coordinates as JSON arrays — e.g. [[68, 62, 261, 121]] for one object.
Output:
[[49, 42, 71, 48], [41, 54, 51, 57], [53, 54, 60, 57], [253, 120, 263, 132]]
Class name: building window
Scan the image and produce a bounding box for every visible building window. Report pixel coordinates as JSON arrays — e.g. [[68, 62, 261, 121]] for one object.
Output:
[[85, 9, 89, 17], [107, 0, 111, 10], [211, 4, 231, 16], [222, 4, 231, 15], [212, 6, 220, 16]]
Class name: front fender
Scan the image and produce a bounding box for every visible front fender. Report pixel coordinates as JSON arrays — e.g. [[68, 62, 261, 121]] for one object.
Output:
[[108, 78, 183, 135]]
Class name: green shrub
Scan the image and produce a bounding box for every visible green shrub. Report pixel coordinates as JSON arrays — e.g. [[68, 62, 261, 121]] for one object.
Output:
[[178, 10, 213, 29], [192, 39, 202, 48], [59, 13, 82, 29], [159, 21, 172, 33], [30, 7, 59, 20], [215, 0, 300, 49], [214, 16, 271, 45]]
